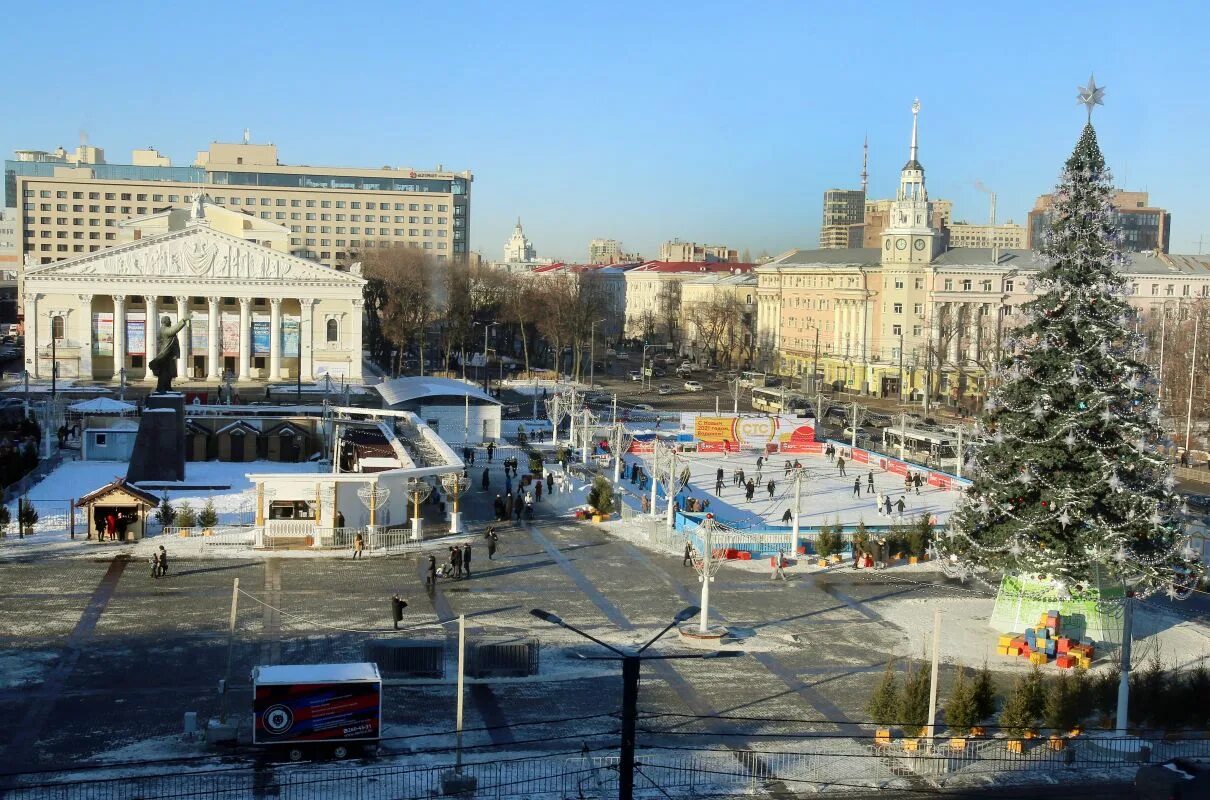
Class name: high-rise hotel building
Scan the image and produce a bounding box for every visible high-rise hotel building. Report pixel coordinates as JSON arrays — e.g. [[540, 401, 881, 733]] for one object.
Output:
[[5, 139, 472, 278]]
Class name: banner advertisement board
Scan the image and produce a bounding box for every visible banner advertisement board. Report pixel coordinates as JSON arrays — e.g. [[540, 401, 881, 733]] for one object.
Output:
[[221, 313, 240, 355], [191, 313, 208, 352], [126, 313, 145, 356], [91, 313, 113, 356], [252, 315, 270, 355], [283, 317, 300, 357]]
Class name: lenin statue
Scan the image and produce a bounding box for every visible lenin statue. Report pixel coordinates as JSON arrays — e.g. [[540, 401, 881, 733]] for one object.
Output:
[[148, 314, 192, 393]]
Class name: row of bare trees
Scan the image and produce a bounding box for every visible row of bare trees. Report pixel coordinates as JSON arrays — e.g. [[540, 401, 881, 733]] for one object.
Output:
[[361, 247, 616, 383], [683, 293, 756, 369]]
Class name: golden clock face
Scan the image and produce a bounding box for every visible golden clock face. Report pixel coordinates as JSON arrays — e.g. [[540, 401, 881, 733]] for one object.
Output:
[[895, 238, 907, 251]]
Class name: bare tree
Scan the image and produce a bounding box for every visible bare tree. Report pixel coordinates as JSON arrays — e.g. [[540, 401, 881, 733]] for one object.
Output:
[[655, 281, 682, 351], [361, 246, 438, 375]]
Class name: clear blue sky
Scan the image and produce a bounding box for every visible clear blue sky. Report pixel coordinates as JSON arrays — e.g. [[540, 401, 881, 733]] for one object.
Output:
[[4, 1, 1210, 260]]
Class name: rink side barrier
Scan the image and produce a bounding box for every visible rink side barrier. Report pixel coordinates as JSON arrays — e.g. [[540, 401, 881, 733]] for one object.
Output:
[[821, 438, 971, 492]]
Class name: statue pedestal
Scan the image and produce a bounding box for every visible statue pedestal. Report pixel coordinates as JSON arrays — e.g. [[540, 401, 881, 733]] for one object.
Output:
[[126, 393, 186, 484]]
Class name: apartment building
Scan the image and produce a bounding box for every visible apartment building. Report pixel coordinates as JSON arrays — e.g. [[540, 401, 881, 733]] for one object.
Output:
[[5, 140, 472, 280], [679, 271, 757, 364], [624, 261, 753, 341], [819, 189, 866, 249], [947, 221, 1027, 249], [658, 239, 737, 263]]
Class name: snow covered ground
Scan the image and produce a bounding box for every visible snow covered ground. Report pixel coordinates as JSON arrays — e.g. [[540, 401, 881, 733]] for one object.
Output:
[[0, 459, 322, 560], [625, 446, 959, 529]]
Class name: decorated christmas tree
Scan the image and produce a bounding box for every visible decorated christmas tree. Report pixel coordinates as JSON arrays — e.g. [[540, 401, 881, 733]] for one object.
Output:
[[938, 78, 1201, 612]]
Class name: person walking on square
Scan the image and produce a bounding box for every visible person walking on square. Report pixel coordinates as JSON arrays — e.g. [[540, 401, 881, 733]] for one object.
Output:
[[883, 495, 893, 516], [836, 456, 846, 476], [716, 467, 724, 486], [914, 473, 923, 495], [781, 508, 793, 524], [487, 441, 495, 462], [737, 468, 746, 487], [715, 476, 724, 495], [767, 479, 776, 499], [547, 470, 555, 495], [852, 477, 861, 498], [353, 532, 365, 559], [895, 495, 907, 518], [450, 545, 463, 579], [156, 545, 169, 578], [462, 543, 472, 578], [505, 474, 512, 495], [481, 468, 490, 491], [770, 549, 787, 581], [784, 460, 793, 478], [755, 467, 763, 485], [745, 479, 756, 501], [535, 480, 543, 502], [867, 470, 875, 494], [426, 554, 437, 590], [683, 541, 693, 567], [486, 528, 499, 560]]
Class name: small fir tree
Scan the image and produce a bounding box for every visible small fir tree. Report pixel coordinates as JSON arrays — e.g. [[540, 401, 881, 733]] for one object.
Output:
[[155, 496, 175, 528], [0, 503, 9, 538], [816, 519, 840, 558], [899, 661, 932, 738], [971, 661, 999, 723], [1093, 666, 1121, 723], [999, 677, 1038, 739], [18, 498, 38, 537], [1069, 668, 1095, 726], [1044, 673, 1079, 733], [1185, 661, 1210, 731], [853, 520, 870, 557], [198, 498, 219, 529], [944, 665, 979, 734], [175, 501, 196, 528], [1129, 650, 1166, 729], [1023, 665, 1048, 721], [867, 660, 900, 729], [587, 477, 615, 515], [937, 119, 1200, 596]]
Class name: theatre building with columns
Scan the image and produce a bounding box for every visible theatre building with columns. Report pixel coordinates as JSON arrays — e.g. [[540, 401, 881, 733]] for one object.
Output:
[[22, 197, 365, 384]]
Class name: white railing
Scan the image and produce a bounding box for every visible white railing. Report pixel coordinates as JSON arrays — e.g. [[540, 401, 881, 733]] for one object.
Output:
[[201, 527, 258, 546], [264, 519, 319, 536], [164, 525, 253, 539]]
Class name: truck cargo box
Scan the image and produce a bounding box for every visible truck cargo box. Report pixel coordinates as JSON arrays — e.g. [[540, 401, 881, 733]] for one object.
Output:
[[251, 663, 382, 746]]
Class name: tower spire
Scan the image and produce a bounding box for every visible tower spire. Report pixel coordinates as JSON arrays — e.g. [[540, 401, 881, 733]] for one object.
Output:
[[861, 135, 869, 196], [909, 98, 920, 165]]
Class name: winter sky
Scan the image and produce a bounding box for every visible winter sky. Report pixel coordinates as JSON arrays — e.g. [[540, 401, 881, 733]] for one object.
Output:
[[4, 1, 1209, 261]]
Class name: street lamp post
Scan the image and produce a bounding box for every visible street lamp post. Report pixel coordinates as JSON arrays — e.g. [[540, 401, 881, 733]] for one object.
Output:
[[475, 321, 499, 394], [590, 318, 606, 390], [529, 606, 737, 800]]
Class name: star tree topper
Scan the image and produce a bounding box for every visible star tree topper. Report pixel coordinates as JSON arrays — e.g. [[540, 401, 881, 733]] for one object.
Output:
[[1077, 74, 1105, 122]]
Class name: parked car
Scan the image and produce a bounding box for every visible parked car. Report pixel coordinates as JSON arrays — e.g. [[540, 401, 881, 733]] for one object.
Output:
[[628, 370, 642, 381], [633, 404, 655, 412], [1183, 493, 1210, 514], [653, 368, 667, 378], [865, 413, 893, 427], [842, 426, 874, 441], [656, 384, 672, 395], [684, 380, 704, 392]]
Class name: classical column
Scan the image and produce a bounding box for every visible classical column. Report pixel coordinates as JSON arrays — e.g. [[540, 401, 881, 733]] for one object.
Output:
[[206, 297, 221, 381], [113, 295, 126, 381], [143, 295, 158, 382], [349, 298, 364, 381], [238, 298, 252, 381], [24, 294, 39, 378], [859, 300, 869, 361], [269, 297, 283, 381], [176, 296, 190, 380], [832, 299, 840, 354], [300, 299, 315, 381], [78, 295, 94, 380]]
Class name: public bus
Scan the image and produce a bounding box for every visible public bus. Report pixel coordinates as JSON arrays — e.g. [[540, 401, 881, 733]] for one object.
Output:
[[751, 387, 811, 415], [880, 426, 959, 469]]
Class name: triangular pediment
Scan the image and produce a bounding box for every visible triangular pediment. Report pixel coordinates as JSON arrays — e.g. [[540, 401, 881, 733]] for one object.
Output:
[[24, 226, 365, 287]]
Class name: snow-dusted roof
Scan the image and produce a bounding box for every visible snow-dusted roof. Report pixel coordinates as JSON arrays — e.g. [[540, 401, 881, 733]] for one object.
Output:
[[375, 377, 501, 407], [252, 662, 380, 685]]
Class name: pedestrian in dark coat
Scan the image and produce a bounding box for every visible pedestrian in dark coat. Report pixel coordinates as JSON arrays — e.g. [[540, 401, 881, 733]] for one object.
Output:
[[547, 471, 555, 494], [535, 480, 543, 502], [683, 541, 693, 567], [782, 508, 792, 524], [494, 494, 504, 520], [486, 529, 498, 559], [514, 494, 524, 520], [426, 555, 438, 589], [715, 477, 724, 495], [895, 496, 907, 516], [156, 546, 169, 577], [462, 543, 472, 578], [737, 469, 746, 486], [504, 493, 514, 520], [914, 473, 923, 495], [481, 468, 490, 491], [746, 479, 756, 501], [767, 479, 776, 499], [487, 441, 495, 462], [93, 507, 104, 541], [867, 470, 875, 494], [450, 546, 463, 579], [837, 456, 846, 476], [716, 467, 724, 484], [883, 495, 893, 516], [852, 477, 861, 497]]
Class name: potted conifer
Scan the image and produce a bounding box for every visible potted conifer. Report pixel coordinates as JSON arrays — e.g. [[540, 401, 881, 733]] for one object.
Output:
[[969, 661, 998, 737], [868, 660, 900, 745], [899, 660, 931, 750], [944, 664, 978, 750], [199, 498, 218, 536], [999, 676, 1037, 753], [175, 502, 196, 536]]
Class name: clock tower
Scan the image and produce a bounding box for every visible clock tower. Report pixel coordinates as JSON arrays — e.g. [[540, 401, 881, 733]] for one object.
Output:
[[881, 99, 941, 267]]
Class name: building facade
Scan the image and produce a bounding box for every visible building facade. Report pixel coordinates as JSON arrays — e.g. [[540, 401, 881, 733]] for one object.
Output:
[[947, 221, 1027, 249], [819, 189, 866, 249], [588, 238, 640, 265], [1028, 190, 1170, 252], [5, 139, 472, 280], [658, 239, 737, 263], [862, 196, 951, 249], [680, 272, 757, 365], [759, 105, 1210, 407], [22, 198, 365, 384], [623, 261, 753, 340]]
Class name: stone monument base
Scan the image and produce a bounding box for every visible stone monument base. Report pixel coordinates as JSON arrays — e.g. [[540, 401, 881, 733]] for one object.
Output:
[[126, 393, 187, 484]]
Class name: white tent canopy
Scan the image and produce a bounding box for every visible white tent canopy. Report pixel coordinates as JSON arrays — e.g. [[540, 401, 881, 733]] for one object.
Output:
[[69, 398, 137, 415]]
